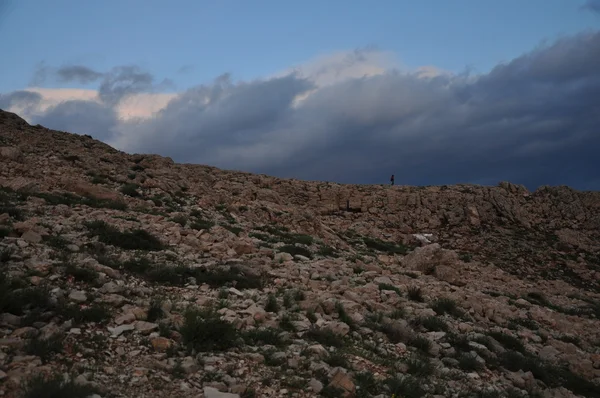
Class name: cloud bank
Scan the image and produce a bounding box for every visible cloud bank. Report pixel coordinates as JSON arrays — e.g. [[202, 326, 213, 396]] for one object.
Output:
[[2, 32, 600, 190]]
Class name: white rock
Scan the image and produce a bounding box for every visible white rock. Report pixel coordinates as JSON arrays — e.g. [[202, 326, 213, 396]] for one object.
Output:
[[203, 386, 240, 398]]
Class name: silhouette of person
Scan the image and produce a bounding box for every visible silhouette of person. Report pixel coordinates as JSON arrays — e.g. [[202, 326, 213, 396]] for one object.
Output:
[[390, 174, 395, 186]]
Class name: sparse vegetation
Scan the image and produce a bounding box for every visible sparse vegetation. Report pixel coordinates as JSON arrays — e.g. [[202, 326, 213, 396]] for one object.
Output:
[[378, 283, 402, 296], [431, 297, 462, 317], [363, 236, 407, 254], [25, 333, 64, 363], [84, 220, 165, 251], [407, 286, 424, 302], [278, 244, 313, 259], [20, 373, 101, 398], [180, 307, 239, 352]]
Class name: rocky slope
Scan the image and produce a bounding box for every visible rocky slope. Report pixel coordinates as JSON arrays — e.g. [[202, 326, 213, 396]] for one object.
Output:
[[0, 108, 599, 398]]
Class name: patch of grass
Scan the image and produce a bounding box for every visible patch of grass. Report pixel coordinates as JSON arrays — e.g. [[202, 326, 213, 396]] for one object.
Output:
[[508, 317, 539, 330], [0, 246, 12, 263], [20, 373, 101, 398], [44, 235, 71, 250], [0, 205, 25, 220], [386, 375, 426, 398], [407, 286, 424, 302], [32, 192, 126, 210], [335, 302, 355, 329], [265, 293, 279, 313], [320, 385, 345, 397], [190, 219, 215, 231], [363, 237, 407, 254], [279, 313, 296, 332], [120, 183, 140, 197], [318, 245, 339, 257], [431, 297, 462, 317], [243, 327, 286, 347], [0, 226, 12, 238], [406, 355, 436, 377], [324, 352, 349, 368], [488, 331, 526, 354], [380, 321, 412, 344], [389, 308, 406, 320], [458, 352, 483, 371], [170, 215, 188, 227], [354, 371, 379, 397], [57, 302, 111, 325], [499, 351, 600, 397], [222, 224, 243, 235], [378, 283, 402, 296], [64, 263, 99, 284], [25, 333, 64, 363], [305, 327, 346, 348], [180, 307, 239, 352], [147, 298, 166, 322], [84, 220, 165, 251], [446, 332, 472, 353], [278, 244, 312, 259], [408, 335, 432, 354], [417, 315, 449, 332], [0, 276, 52, 315]]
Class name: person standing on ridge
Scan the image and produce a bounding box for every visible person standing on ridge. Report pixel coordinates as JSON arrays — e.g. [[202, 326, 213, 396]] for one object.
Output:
[[390, 174, 395, 186]]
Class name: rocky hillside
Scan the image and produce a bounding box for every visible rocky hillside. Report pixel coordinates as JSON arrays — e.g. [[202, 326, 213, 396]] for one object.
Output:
[[0, 108, 599, 398]]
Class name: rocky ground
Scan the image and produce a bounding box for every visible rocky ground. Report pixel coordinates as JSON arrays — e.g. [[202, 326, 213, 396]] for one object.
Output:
[[0, 108, 599, 398]]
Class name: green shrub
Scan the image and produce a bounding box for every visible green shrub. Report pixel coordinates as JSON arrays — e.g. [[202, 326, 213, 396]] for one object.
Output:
[[407, 286, 424, 302], [305, 328, 346, 348], [278, 244, 312, 259], [170, 215, 188, 226], [458, 352, 483, 371], [324, 352, 349, 368], [354, 371, 379, 397], [25, 333, 64, 363], [243, 327, 286, 347], [20, 373, 100, 398], [488, 331, 526, 354], [84, 220, 165, 251], [120, 183, 140, 197], [147, 299, 166, 322], [386, 375, 426, 398], [265, 293, 279, 313], [180, 307, 239, 352], [417, 316, 449, 332], [64, 263, 99, 284], [0, 277, 52, 316], [378, 283, 402, 296], [0, 226, 12, 238], [499, 351, 600, 397], [318, 245, 338, 257], [406, 355, 436, 377], [57, 302, 111, 325], [190, 219, 215, 231], [431, 297, 461, 316], [363, 237, 407, 254], [408, 335, 432, 354]]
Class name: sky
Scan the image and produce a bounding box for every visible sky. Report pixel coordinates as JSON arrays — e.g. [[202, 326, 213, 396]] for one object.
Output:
[[1, 0, 600, 190]]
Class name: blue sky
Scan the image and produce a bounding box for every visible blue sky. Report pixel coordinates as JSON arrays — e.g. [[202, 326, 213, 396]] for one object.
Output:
[[0, 0, 598, 93], [1, 0, 600, 190]]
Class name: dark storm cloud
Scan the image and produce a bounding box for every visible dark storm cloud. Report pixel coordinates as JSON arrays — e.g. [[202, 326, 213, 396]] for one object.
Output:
[[0, 90, 41, 109], [34, 100, 118, 141], [582, 0, 600, 14], [117, 31, 600, 191], [98, 65, 154, 106], [56, 65, 104, 84]]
